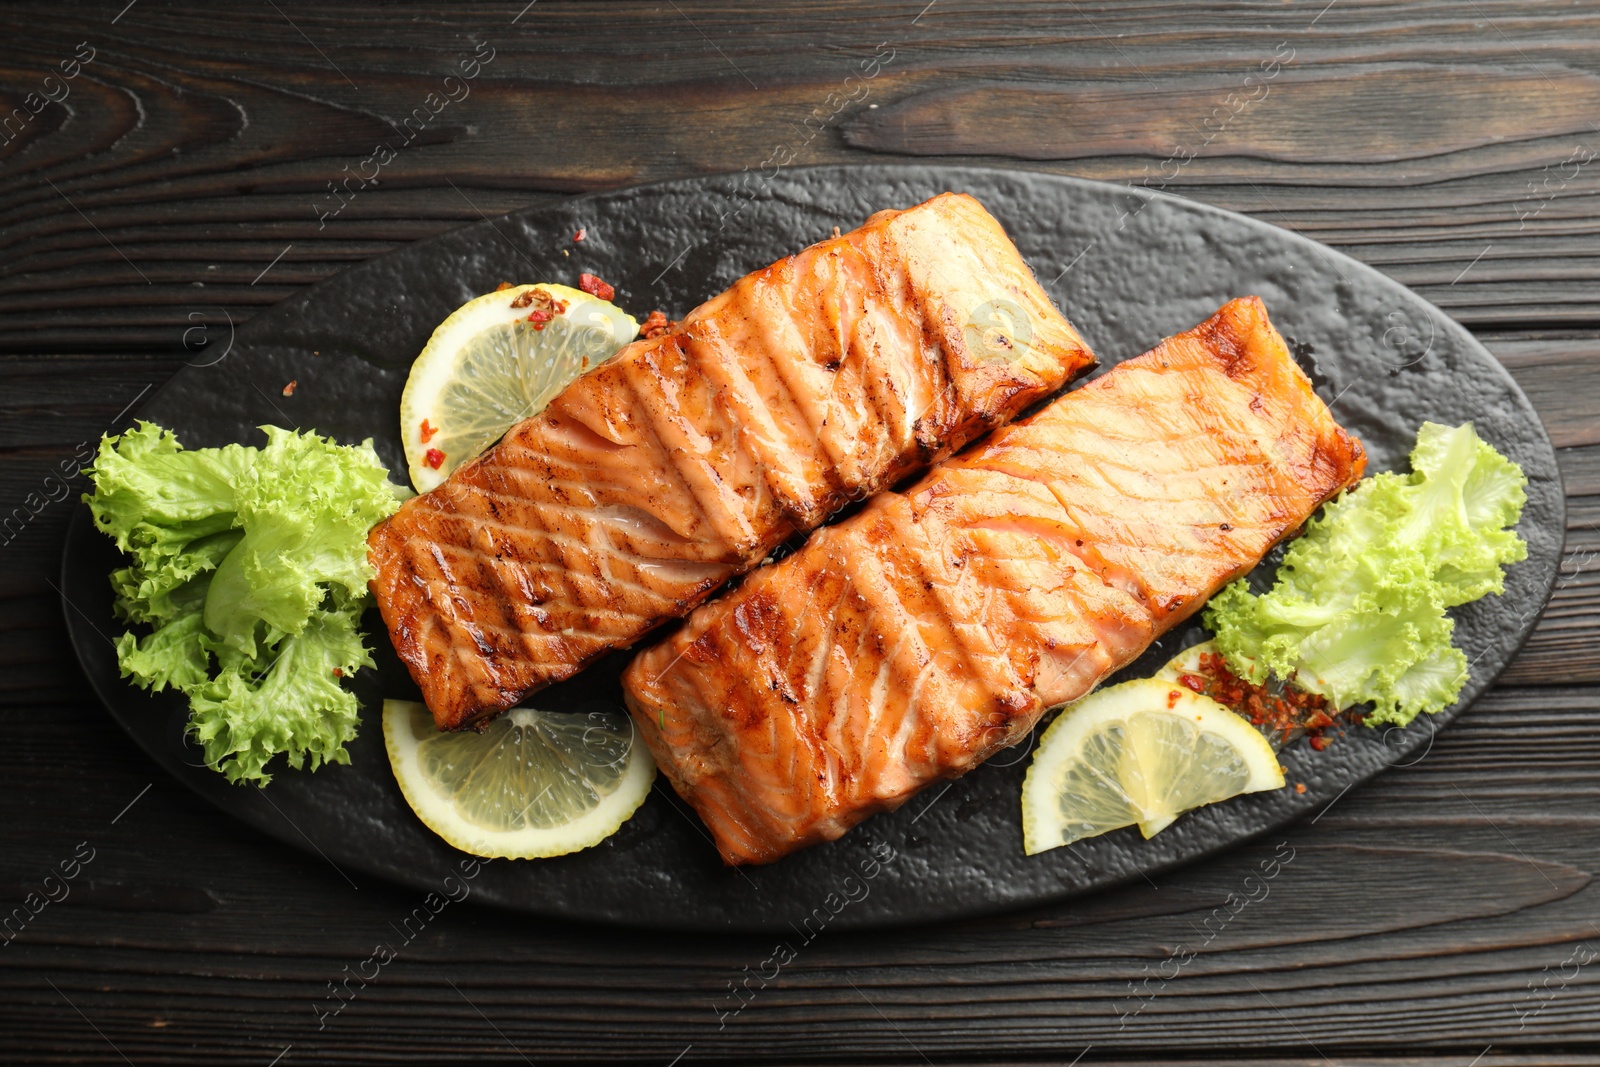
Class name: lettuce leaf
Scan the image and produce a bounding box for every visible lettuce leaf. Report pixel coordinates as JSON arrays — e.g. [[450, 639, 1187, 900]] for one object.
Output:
[[1204, 422, 1527, 729], [187, 606, 373, 784], [116, 610, 212, 692], [85, 421, 405, 784], [87, 422, 255, 550]]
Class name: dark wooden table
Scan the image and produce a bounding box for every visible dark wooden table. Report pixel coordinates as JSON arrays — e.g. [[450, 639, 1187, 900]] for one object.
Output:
[[5, 2, 1599, 1063]]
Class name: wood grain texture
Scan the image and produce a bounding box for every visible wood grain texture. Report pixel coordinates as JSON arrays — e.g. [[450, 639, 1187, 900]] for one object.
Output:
[[5, 682, 1600, 1064], [842, 64, 1600, 165], [3, 2, 1600, 1064], [1, 1, 1600, 348], [1490, 336, 1600, 686]]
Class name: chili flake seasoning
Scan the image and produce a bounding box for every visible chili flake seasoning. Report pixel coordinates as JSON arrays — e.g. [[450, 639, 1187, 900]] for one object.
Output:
[[578, 272, 615, 301], [573, 228, 587, 242], [512, 288, 568, 315], [640, 309, 678, 339], [1175, 649, 1343, 750], [418, 419, 438, 443], [424, 448, 445, 470], [281, 380, 297, 397], [527, 309, 554, 330]]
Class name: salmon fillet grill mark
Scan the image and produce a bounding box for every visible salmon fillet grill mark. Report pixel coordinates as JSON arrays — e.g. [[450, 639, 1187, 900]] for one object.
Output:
[[368, 192, 1097, 729], [622, 297, 1367, 865]]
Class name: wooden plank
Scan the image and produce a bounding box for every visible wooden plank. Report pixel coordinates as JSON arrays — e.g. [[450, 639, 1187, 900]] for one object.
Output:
[[2, 2, 1600, 349], [1492, 337, 1600, 450], [6, 698, 1600, 1064], [841, 64, 1600, 168], [1486, 336, 1600, 685]]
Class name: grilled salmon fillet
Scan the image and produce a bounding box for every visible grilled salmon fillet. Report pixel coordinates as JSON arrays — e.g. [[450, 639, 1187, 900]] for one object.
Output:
[[622, 297, 1366, 865], [369, 193, 1096, 729]]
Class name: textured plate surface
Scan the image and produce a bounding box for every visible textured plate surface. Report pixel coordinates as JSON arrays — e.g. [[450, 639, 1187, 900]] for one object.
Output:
[[61, 165, 1564, 931]]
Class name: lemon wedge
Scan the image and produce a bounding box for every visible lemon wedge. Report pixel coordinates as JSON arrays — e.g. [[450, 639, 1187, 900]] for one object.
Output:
[[383, 699, 655, 859], [1021, 678, 1284, 855], [399, 283, 638, 492]]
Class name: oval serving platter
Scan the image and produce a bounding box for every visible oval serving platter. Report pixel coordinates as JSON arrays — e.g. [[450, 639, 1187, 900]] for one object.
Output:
[[61, 165, 1564, 931]]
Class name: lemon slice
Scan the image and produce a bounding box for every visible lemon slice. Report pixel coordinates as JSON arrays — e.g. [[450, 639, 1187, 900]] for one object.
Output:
[[400, 284, 638, 492], [1021, 678, 1284, 855], [383, 699, 655, 859]]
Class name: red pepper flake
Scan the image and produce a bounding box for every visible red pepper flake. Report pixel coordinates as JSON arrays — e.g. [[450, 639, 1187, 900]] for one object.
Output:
[[578, 272, 615, 301], [573, 228, 587, 242], [640, 309, 679, 340], [332, 667, 343, 678], [1166, 688, 1181, 709], [419, 418, 438, 443], [527, 309, 554, 330], [1178, 650, 1342, 749], [281, 380, 297, 397], [424, 448, 445, 470], [1309, 735, 1331, 751], [512, 288, 568, 315], [495, 281, 514, 291], [1294, 782, 1307, 794]]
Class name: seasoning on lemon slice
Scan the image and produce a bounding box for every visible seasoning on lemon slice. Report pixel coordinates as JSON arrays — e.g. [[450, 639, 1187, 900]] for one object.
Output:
[[1020, 677, 1284, 855], [1154, 639, 1341, 748], [1154, 639, 1229, 683], [399, 283, 639, 492], [383, 699, 655, 860]]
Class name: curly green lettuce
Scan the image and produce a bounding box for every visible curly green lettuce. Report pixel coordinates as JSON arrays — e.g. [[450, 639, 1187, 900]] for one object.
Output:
[[86, 421, 405, 784], [1203, 421, 1527, 729]]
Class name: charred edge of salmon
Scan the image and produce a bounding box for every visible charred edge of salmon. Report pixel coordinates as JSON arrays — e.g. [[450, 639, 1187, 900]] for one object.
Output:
[[1202, 295, 1367, 488], [1148, 296, 1365, 585]]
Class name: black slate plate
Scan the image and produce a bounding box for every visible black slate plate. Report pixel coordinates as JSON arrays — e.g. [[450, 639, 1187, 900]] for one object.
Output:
[[61, 165, 1564, 932]]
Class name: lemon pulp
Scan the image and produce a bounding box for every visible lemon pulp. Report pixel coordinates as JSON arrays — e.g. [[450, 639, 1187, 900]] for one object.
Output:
[[383, 699, 655, 859]]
